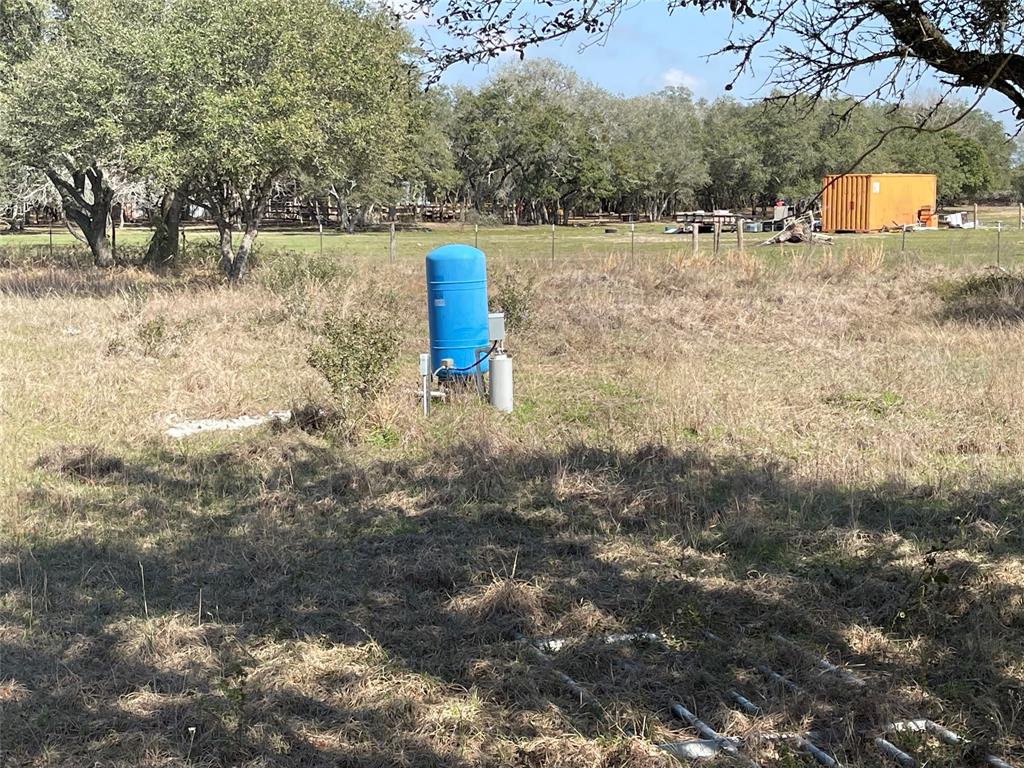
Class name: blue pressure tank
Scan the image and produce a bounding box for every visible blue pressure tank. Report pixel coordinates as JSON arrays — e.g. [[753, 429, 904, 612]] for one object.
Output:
[[426, 244, 490, 378]]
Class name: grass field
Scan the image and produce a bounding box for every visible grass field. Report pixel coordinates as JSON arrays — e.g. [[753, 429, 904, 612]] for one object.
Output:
[[2, 204, 1024, 268], [1, 216, 1023, 767]]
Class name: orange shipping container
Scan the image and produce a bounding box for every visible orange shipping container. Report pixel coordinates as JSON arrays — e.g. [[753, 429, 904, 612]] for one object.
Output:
[[821, 173, 937, 232]]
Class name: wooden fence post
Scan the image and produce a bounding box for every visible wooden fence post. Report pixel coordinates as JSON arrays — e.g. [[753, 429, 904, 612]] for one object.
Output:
[[691, 222, 699, 256], [974, 202, 979, 227], [713, 220, 722, 255], [1018, 202, 1022, 231], [736, 218, 745, 251], [388, 221, 396, 263]]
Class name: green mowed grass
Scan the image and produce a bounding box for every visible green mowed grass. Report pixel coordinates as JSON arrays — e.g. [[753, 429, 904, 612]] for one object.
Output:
[[3, 211, 1023, 268]]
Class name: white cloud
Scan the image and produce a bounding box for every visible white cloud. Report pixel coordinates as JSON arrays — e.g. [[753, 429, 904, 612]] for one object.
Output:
[[376, 0, 430, 27], [661, 68, 702, 92]]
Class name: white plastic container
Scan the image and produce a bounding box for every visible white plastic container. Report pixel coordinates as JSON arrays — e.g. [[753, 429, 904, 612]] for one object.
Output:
[[489, 353, 513, 413]]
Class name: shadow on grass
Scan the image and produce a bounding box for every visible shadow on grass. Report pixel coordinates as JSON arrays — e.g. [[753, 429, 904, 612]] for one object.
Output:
[[933, 268, 1024, 324], [3, 436, 1022, 766]]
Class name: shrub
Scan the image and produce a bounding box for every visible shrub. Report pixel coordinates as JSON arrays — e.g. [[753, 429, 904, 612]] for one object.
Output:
[[135, 317, 169, 357], [932, 268, 1024, 323], [464, 210, 503, 226], [178, 238, 222, 271], [489, 267, 538, 331], [256, 250, 349, 295], [307, 296, 401, 416]]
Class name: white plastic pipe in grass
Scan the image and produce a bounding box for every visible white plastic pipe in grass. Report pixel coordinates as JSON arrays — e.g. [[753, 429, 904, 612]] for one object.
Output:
[[518, 638, 592, 704], [885, 720, 1015, 768], [659, 733, 839, 768], [757, 664, 805, 694], [771, 633, 865, 687], [726, 693, 840, 768], [728, 690, 761, 716], [552, 669, 590, 702], [886, 719, 960, 744], [874, 737, 917, 767], [814, 656, 866, 687], [761, 734, 843, 768], [657, 739, 726, 759], [704, 631, 805, 695], [789, 736, 842, 768], [670, 702, 741, 756], [532, 631, 663, 654]]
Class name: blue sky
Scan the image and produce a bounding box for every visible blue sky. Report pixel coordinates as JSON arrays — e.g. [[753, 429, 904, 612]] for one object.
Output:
[[437, 4, 743, 99], [432, 3, 1018, 133]]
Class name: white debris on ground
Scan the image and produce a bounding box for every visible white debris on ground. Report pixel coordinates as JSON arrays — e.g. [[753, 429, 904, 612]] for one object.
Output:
[[164, 410, 292, 439]]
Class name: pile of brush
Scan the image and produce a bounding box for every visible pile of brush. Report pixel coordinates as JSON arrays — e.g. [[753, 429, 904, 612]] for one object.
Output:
[[759, 212, 833, 245]]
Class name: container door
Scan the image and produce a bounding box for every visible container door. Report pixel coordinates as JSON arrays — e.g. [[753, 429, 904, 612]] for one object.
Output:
[[823, 174, 870, 232]]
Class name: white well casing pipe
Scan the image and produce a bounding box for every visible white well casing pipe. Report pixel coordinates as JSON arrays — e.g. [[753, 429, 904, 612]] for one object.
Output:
[[489, 353, 513, 412]]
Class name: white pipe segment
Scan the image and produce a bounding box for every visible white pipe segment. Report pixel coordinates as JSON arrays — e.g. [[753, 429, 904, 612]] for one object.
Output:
[[728, 690, 761, 715], [758, 664, 804, 694], [874, 737, 917, 767], [671, 702, 736, 749]]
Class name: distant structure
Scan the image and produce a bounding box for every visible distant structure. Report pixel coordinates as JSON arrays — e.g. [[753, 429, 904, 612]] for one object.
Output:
[[820, 173, 937, 233]]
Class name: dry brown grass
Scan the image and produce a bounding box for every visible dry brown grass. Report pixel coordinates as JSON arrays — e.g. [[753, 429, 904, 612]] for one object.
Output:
[[1, 250, 1023, 766]]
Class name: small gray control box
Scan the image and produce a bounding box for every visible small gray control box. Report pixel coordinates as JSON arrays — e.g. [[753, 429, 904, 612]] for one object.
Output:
[[488, 312, 506, 342]]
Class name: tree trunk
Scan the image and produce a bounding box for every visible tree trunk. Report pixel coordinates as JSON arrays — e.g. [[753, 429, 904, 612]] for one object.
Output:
[[145, 187, 186, 270], [216, 221, 234, 275], [45, 164, 114, 267], [230, 226, 258, 279], [219, 177, 273, 280], [69, 199, 113, 266], [87, 220, 113, 267]]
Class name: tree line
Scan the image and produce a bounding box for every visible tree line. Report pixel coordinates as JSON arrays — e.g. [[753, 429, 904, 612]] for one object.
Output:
[[421, 60, 1018, 225], [1, 0, 1020, 275]]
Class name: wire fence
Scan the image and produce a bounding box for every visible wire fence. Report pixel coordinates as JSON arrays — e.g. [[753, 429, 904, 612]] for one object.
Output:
[[2, 220, 1023, 271], [356, 222, 1024, 271]]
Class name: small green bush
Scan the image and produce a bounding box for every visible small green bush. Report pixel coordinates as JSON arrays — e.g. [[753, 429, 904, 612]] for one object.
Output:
[[308, 297, 400, 415], [489, 267, 538, 331], [135, 317, 168, 357]]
